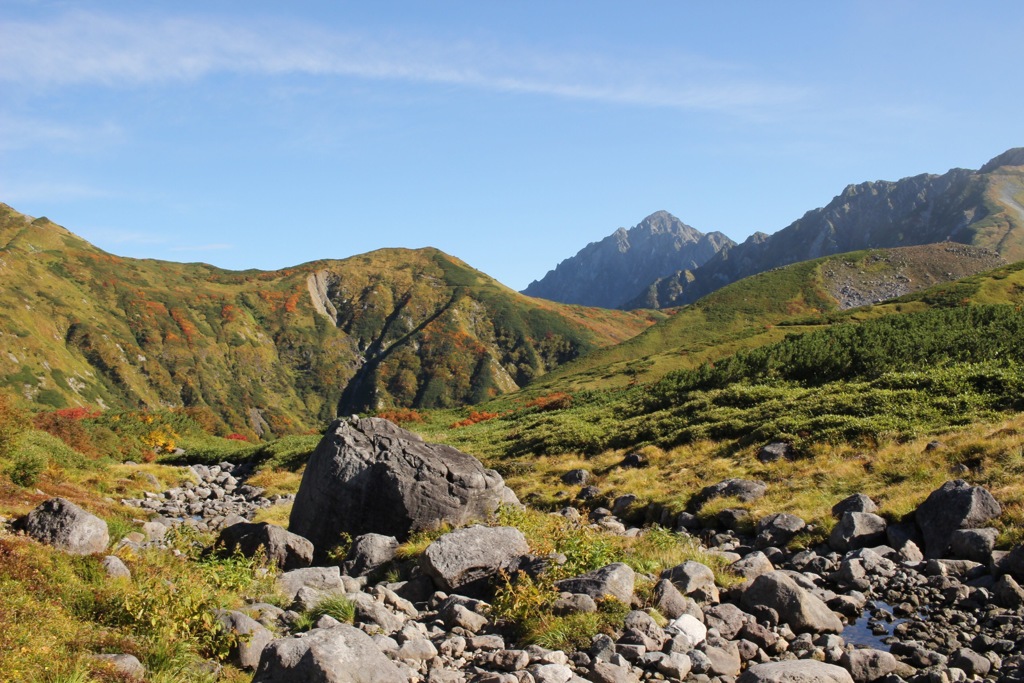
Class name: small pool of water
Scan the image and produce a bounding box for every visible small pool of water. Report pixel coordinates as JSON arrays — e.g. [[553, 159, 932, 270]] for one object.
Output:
[[842, 601, 907, 650]]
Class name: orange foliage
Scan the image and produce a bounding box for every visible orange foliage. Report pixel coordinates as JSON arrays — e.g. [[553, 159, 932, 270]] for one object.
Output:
[[221, 304, 239, 322], [375, 409, 424, 425], [169, 308, 198, 342], [525, 391, 573, 412], [450, 410, 499, 429], [33, 410, 99, 456], [145, 301, 169, 316], [54, 406, 100, 421], [284, 293, 301, 313], [225, 433, 249, 442]]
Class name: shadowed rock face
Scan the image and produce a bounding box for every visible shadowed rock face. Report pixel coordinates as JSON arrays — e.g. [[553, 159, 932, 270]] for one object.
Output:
[[289, 417, 516, 550]]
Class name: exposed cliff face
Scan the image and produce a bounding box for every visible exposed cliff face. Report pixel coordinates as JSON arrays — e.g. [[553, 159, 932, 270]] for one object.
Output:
[[521, 211, 734, 309], [633, 149, 1024, 308]]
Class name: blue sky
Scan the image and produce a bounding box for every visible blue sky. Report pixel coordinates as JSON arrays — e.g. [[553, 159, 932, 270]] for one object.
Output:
[[2, 2, 1022, 290]]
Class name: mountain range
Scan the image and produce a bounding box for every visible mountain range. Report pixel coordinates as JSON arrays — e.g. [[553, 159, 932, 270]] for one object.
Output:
[[521, 211, 734, 309], [2, 148, 1022, 436], [525, 148, 1024, 310], [0, 203, 658, 436]]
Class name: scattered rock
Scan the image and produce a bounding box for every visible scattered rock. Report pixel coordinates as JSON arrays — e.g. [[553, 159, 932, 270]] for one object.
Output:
[[217, 521, 313, 570], [831, 493, 878, 518], [561, 469, 590, 485], [914, 479, 1001, 559], [692, 478, 767, 510], [738, 660, 853, 682], [421, 526, 528, 596], [345, 533, 399, 577], [660, 560, 719, 602], [829, 512, 887, 552], [91, 653, 145, 680], [252, 624, 405, 682], [757, 442, 794, 463], [741, 571, 843, 634], [216, 609, 274, 671], [101, 555, 131, 579], [555, 562, 635, 605]]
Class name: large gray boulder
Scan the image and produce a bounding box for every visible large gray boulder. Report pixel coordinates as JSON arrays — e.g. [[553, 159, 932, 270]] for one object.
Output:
[[842, 648, 898, 683], [289, 418, 516, 548], [660, 560, 719, 602], [421, 526, 528, 596], [252, 625, 405, 683], [21, 498, 108, 555], [829, 512, 887, 552], [740, 571, 843, 634], [738, 661, 853, 682], [277, 566, 345, 602], [914, 479, 1001, 559], [217, 522, 313, 570], [555, 562, 636, 605]]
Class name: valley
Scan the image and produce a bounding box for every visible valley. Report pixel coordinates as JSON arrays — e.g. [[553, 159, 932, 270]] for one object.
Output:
[[3, 149, 1024, 682]]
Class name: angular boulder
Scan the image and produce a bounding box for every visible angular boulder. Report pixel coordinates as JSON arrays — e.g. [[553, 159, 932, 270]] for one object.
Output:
[[755, 513, 806, 549], [345, 533, 399, 577], [217, 522, 313, 570], [829, 512, 887, 553], [421, 526, 528, 596], [289, 418, 515, 548], [21, 498, 108, 555], [216, 609, 274, 671], [831, 493, 878, 518], [738, 661, 853, 682], [660, 560, 719, 602], [691, 478, 767, 510], [555, 562, 636, 605], [914, 479, 1001, 559], [252, 625, 405, 683], [740, 571, 842, 634]]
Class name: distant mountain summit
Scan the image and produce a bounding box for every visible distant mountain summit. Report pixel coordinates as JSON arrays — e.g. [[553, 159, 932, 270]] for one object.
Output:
[[521, 211, 734, 309], [625, 148, 1024, 308]]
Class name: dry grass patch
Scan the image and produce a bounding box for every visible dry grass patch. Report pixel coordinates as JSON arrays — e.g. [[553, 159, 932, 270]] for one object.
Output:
[[246, 468, 303, 496]]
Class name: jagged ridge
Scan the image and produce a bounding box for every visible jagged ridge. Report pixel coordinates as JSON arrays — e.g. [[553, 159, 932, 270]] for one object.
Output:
[[521, 210, 734, 309]]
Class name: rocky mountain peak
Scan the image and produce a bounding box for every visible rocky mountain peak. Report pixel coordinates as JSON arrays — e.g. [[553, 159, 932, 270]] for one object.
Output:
[[522, 212, 734, 309], [980, 147, 1024, 173]]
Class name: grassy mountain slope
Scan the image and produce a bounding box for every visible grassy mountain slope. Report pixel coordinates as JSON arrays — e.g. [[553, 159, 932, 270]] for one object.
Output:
[[524, 243, 1004, 395], [410, 257, 1024, 460], [0, 204, 659, 435]]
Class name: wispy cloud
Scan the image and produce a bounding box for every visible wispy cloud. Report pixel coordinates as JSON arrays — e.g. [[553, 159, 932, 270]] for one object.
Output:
[[0, 10, 807, 113], [0, 115, 124, 152], [0, 179, 115, 203]]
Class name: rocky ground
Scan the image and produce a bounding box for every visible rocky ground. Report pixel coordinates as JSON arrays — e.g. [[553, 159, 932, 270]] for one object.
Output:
[[10, 418, 1024, 683]]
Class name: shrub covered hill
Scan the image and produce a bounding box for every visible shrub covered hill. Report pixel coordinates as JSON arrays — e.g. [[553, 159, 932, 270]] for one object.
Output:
[[0, 203, 662, 437], [421, 249, 1024, 519]]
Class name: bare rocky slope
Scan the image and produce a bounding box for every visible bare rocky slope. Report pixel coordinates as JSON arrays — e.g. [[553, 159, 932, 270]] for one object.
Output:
[[522, 211, 734, 309]]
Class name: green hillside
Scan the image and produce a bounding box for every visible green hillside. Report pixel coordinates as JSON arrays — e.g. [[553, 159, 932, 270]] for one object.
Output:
[[524, 243, 1005, 395], [412, 258, 1024, 516], [0, 204, 659, 436]]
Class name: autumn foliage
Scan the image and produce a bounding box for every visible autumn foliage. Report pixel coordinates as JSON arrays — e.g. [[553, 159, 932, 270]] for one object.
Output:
[[375, 409, 424, 425], [450, 411, 499, 429], [525, 392, 573, 412]]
